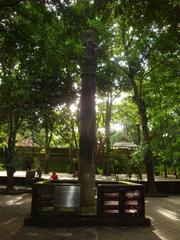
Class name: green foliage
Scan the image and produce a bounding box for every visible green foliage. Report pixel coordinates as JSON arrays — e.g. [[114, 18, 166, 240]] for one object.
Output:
[[40, 160, 70, 173], [96, 166, 103, 175], [0, 0, 179, 179], [109, 150, 129, 174], [0, 129, 7, 149], [130, 146, 145, 178], [0, 163, 5, 171], [112, 97, 140, 143]]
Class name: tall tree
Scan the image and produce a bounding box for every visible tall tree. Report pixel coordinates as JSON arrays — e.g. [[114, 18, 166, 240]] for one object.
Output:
[[97, 62, 126, 174], [107, 0, 179, 194], [0, 0, 77, 191]]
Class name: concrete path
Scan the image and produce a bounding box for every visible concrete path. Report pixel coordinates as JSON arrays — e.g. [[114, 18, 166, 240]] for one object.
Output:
[[0, 170, 179, 181], [0, 194, 179, 240], [146, 196, 180, 240]]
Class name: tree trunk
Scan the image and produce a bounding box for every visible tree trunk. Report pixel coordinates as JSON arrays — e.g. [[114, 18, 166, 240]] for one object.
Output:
[[32, 130, 35, 169], [171, 153, 178, 179], [69, 144, 75, 174], [44, 127, 52, 174], [70, 117, 78, 151], [159, 119, 168, 178], [103, 92, 112, 175], [67, 106, 79, 175], [164, 162, 167, 178], [136, 124, 141, 145], [131, 78, 157, 196], [95, 135, 106, 173], [79, 39, 96, 206], [6, 110, 17, 192], [120, 21, 157, 195]]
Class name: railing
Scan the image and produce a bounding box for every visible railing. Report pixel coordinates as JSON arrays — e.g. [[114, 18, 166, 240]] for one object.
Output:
[[97, 183, 145, 218]]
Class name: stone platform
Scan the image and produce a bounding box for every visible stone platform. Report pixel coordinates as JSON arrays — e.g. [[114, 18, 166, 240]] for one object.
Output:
[[0, 194, 180, 240], [24, 215, 150, 227]]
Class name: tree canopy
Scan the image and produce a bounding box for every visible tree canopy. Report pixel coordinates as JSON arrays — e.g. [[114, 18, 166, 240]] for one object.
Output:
[[0, 0, 179, 194]]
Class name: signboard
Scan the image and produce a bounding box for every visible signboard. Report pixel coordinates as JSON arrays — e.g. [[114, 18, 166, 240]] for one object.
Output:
[[54, 185, 80, 208]]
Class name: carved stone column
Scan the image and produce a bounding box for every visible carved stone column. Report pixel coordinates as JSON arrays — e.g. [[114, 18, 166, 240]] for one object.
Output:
[[79, 30, 97, 206]]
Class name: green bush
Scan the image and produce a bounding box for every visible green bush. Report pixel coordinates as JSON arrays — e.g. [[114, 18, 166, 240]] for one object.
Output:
[[109, 151, 129, 174]]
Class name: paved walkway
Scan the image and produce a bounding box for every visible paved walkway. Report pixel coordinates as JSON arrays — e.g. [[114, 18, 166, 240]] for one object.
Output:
[[0, 194, 179, 240], [0, 170, 179, 182]]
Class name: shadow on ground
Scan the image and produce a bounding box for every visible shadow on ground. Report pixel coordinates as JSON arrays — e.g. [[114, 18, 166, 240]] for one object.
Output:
[[0, 193, 164, 240]]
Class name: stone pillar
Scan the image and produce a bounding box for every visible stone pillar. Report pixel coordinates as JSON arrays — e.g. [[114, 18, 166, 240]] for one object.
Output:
[[79, 30, 97, 206]]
